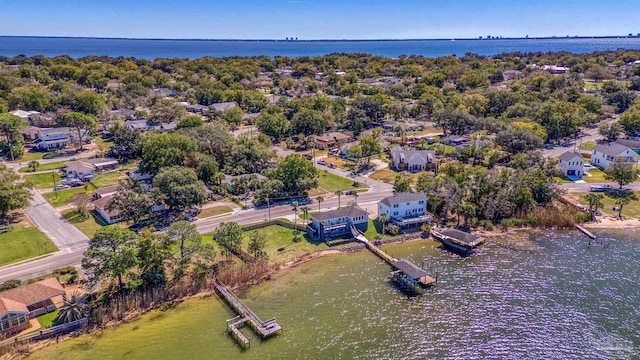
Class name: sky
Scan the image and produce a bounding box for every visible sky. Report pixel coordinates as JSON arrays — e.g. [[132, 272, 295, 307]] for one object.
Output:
[[1, 0, 640, 40]]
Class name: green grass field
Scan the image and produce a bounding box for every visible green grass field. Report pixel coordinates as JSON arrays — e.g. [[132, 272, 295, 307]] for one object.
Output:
[[316, 171, 368, 193], [25, 172, 63, 189], [44, 185, 96, 207], [0, 223, 58, 266], [578, 191, 640, 217], [19, 161, 65, 173], [36, 310, 60, 329], [241, 225, 326, 262], [198, 206, 233, 219], [579, 141, 597, 151], [89, 172, 127, 188]]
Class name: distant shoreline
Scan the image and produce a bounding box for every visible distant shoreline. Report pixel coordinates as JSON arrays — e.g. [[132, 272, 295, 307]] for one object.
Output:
[[2, 35, 640, 42]]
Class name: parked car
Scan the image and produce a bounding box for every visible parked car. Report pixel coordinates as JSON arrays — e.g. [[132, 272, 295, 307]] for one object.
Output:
[[54, 184, 70, 190], [317, 159, 327, 165]]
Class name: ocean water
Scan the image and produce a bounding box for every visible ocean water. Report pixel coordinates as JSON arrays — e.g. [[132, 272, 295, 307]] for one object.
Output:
[[29, 230, 639, 360], [1, 37, 640, 59]]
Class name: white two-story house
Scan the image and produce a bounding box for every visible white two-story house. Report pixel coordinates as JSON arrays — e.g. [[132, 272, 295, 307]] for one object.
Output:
[[557, 151, 583, 177], [378, 192, 432, 231], [591, 143, 638, 169], [390, 147, 435, 172]]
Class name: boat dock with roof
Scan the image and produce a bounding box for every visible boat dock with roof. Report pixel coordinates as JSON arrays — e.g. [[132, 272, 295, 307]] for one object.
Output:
[[431, 228, 484, 255], [351, 225, 436, 295]]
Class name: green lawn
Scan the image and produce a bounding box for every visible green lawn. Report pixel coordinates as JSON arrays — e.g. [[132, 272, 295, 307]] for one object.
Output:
[[554, 176, 573, 184], [579, 141, 597, 151], [316, 171, 368, 193], [62, 209, 105, 237], [36, 310, 60, 329], [241, 225, 326, 262], [89, 171, 126, 188], [363, 219, 401, 240], [14, 151, 48, 162], [0, 223, 58, 266], [584, 168, 608, 183], [25, 172, 63, 189], [19, 161, 65, 173], [44, 185, 96, 207], [578, 191, 640, 217], [198, 206, 233, 219]]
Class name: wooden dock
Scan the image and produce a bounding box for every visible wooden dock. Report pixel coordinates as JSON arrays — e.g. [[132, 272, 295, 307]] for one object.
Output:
[[214, 280, 282, 348], [575, 224, 597, 240], [351, 225, 435, 294]]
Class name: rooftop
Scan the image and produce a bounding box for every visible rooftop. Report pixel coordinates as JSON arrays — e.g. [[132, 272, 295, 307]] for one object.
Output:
[[311, 206, 367, 222], [593, 143, 635, 157], [380, 192, 427, 207], [558, 151, 583, 162], [439, 228, 482, 247], [391, 259, 431, 280], [0, 278, 65, 314]]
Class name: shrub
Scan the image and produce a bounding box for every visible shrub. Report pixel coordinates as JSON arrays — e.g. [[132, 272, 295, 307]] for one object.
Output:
[[54, 266, 78, 275], [386, 223, 400, 235], [0, 279, 21, 291]]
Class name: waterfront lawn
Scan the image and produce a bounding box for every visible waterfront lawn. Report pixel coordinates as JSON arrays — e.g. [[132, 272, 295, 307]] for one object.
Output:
[[316, 171, 368, 193], [578, 191, 640, 217], [197, 205, 233, 219], [44, 185, 96, 207], [0, 222, 58, 266], [19, 161, 65, 173], [363, 219, 400, 240], [25, 172, 63, 189], [242, 225, 326, 261]]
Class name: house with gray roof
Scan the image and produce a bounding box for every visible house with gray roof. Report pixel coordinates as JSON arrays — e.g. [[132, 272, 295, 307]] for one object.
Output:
[[591, 143, 638, 169], [614, 138, 640, 154], [378, 192, 432, 230], [307, 206, 368, 241], [557, 151, 584, 178], [390, 146, 435, 172]]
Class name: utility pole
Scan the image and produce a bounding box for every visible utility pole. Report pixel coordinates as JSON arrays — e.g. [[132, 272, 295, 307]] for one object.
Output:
[[52, 171, 58, 199], [267, 194, 271, 220]]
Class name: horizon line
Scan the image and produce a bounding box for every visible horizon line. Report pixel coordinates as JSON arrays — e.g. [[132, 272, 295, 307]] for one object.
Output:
[[1, 34, 640, 42]]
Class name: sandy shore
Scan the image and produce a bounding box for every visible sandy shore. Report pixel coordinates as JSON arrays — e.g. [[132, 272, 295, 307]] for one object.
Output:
[[582, 216, 640, 228]]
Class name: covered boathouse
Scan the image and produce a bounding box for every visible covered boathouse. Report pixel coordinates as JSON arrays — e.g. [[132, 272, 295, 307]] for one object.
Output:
[[390, 259, 436, 294]]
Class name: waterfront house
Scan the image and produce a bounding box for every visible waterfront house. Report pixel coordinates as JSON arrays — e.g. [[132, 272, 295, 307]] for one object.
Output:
[[557, 151, 584, 178], [307, 206, 368, 241], [590, 143, 638, 169], [390, 147, 435, 172], [0, 278, 65, 337], [378, 192, 432, 231]]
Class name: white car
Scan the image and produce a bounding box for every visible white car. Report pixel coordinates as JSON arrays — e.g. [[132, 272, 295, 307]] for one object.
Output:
[[54, 184, 70, 190]]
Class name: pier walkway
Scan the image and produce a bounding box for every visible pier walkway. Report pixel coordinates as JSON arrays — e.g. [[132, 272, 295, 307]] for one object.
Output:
[[350, 225, 436, 292], [214, 280, 282, 348]]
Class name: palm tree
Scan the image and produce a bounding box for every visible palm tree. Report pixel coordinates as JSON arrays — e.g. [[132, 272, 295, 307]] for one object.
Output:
[[583, 193, 604, 220], [316, 196, 324, 212], [335, 190, 343, 208], [54, 291, 89, 325], [379, 213, 388, 236], [300, 206, 310, 222], [615, 192, 638, 219], [28, 160, 39, 172]]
